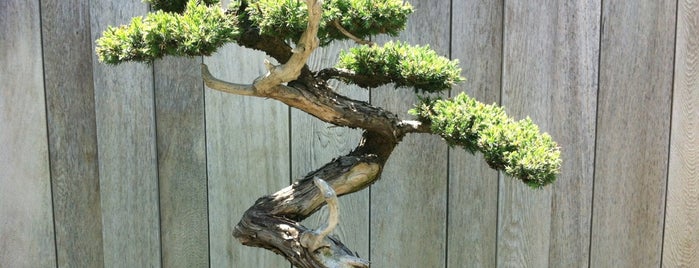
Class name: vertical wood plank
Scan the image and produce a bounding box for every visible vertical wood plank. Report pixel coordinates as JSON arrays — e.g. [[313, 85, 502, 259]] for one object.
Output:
[[0, 0, 57, 267], [294, 41, 369, 259], [662, 0, 699, 266], [41, 0, 104, 266], [90, 0, 161, 266], [448, 1, 502, 266], [370, 0, 450, 266], [498, 1, 599, 267], [154, 57, 209, 267], [591, 1, 676, 266], [204, 44, 290, 267]]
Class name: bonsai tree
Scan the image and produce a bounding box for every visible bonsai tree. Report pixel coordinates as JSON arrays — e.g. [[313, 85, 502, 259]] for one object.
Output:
[[96, 0, 561, 267]]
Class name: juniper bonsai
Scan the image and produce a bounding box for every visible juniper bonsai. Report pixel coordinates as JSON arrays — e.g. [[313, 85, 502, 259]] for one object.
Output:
[[96, 0, 561, 267]]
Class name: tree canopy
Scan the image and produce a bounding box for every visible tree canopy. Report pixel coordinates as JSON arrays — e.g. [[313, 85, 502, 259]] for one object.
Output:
[[95, 0, 561, 188]]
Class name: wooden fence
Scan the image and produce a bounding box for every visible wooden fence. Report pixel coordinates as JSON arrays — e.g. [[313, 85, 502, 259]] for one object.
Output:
[[1, 0, 697, 267]]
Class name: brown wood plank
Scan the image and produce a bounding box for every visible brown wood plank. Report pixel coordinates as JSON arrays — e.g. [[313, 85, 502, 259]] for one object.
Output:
[[204, 45, 290, 267], [447, 1, 502, 266], [293, 40, 370, 259], [0, 0, 56, 267], [369, 0, 450, 266], [590, 1, 676, 266], [154, 57, 209, 267], [662, 0, 699, 266], [89, 0, 161, 266], [498, 1, 599, 267], [40, 0, 104, 266]]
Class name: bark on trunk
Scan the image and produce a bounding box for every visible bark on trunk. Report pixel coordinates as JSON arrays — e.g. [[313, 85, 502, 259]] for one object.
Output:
[[233, 131, 397, 267]]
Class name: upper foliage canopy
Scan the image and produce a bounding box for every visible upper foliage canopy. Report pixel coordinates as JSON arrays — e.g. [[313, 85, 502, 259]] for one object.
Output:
[[336, 41, 463, 93], [246, 0, 412, 45], [95, 0, 562, 186]]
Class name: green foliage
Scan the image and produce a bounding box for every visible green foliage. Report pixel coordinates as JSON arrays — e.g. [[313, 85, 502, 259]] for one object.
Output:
[[96, 0, 238, 64], [336, 41, 463, 93], [245, 0, 413, 45], [144, 0, 219, 13], [411, 93, 561, 188]]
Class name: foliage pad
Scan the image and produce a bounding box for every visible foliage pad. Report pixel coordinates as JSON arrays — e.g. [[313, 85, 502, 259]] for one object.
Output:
[[412, 93, 561, 187], [245, 0, 413, 45], [96, 0, 238, 64], [337, 41, 463, 92]]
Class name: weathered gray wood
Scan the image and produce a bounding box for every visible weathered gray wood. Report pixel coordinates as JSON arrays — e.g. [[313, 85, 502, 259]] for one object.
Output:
[[0, 0, 56, 267], [40, 0, 104, 266], [591, 1, 676, 267], [447, 1, 501, 266], [294, 40, 369, 259], [204, 45, 290, 267], [662, 0, 699, 266], [90, 0, 161, 266], [154, 56, 209, 267], [498, 1, 599, 267], [369, 0, 450, 266]]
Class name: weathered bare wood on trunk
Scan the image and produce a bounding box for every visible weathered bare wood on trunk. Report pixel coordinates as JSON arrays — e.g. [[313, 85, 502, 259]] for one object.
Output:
[[662, 0, 699, 266], [448, 1, 502, 266], [0, 0, 56, 267], [370, 0, 450, 266], [154, 56, 209, 267], [40, 0, 104, 266], [591, 1, 676, 266], [90, 0, 161, 266]]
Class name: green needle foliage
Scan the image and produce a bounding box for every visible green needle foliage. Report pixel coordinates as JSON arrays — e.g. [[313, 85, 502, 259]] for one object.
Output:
[[246, 0, 413, 45], [144, 0, 220, 13], [96, 0, 238, 64], [411, 93, 561, 188], [336, 41, 464, 93]]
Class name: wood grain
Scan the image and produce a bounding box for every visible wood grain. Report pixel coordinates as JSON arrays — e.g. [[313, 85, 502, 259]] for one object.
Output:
[[40, 0, 104, 266], [591, 1, 676, 266], [447, 1, 502, 266], [662, 0, 699, 266], [154, 56, 209, 267], [498, 1, 599, 267], [90, 0, 161, 266], [369, 0, 450, 266], [204, 44, 290, 267], [0, 0, 56, 267], [293, 40, 370, 259]]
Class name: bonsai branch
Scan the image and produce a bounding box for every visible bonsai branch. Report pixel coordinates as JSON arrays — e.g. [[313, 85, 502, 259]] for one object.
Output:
[[333, 19, 375, 46]]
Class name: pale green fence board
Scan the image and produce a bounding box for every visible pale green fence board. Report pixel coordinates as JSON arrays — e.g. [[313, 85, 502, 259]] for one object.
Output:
[[370, 0, 450, 266], [41, 0, 104, 266], [591, 1, 676, 266], [0, 0, 56, 267], [448, 1, 502, 266], [662, 0, 699, 266], [154, 57, 209, 267], [90, 0, 161, 266]]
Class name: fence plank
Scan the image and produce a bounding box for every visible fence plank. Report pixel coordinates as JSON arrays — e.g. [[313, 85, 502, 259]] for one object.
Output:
[[0, 0, 56, 267], [506, 1, 601, 267], [294, 41, 369, 259], [447, 1, 502, 266], [662, 0, 699, 266], [90, 0, 161, 266], [40, 0, 104, 266], [204, 44, 290, 267], [590, 1, 676, 266], [370, 0, 450, 266], [154, 57, 209, 267], [498, 1, 599, 267]]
